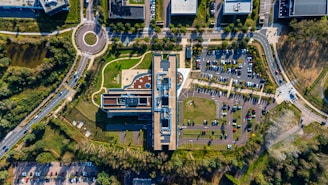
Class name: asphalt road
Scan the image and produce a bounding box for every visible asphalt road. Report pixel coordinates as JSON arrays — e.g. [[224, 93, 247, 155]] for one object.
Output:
[[0, 56, 88, 158], [76, 24, 106, 54], [252, 31, 283, 85], [0, 0, 107, 159]]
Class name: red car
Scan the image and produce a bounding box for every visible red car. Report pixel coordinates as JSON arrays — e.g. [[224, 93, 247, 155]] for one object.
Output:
[[275, 69, 279, 75]]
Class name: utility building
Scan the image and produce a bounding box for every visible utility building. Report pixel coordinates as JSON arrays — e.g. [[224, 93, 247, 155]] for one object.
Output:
[[223, 0, 253, 15], [171, 0, 198, 15]]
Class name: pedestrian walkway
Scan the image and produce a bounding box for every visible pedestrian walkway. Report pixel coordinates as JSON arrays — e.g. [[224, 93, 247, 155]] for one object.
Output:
[[192, 80, 275, 98], [226, 78, 233, 98]]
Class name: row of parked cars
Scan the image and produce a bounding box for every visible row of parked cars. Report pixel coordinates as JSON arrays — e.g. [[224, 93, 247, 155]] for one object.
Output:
[[150, 0, 155, 20]]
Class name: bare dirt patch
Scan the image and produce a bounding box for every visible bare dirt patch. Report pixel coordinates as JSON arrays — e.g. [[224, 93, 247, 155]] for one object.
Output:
[[265, 109, 302, 161], [278, 36, 328, 91]]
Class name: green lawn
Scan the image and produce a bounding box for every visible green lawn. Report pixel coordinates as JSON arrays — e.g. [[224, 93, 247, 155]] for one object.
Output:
[[42, 124, 72, 158], [100, 0, 108, 23], [103, 58, 140, 88], [183, 129, 221, 139], [183, 97, 216, 125], [129, 0, 144, 4], [232, 110, 242, 140], [0, 0, 79, 32], [64, 107, 116, 142], [124, 131, 134, 145], [84, 32, 97, 45], [134, 52, 153, 69], [156, 0, 164, 22], [178, 143, 229, 151]]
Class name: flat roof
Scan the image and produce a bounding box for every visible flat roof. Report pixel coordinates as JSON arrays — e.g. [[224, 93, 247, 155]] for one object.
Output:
[[0, 0, 36, 7], [293, 0, 328, 16], [109, 0, 144, 19], [171, 0, 197, 15], [152, 54, 177, 151], [224, 0, 252, 14], [39, 0, 68, 14]]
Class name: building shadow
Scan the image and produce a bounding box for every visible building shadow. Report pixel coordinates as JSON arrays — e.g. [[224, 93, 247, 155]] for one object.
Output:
[[36, 10, 69, 33]]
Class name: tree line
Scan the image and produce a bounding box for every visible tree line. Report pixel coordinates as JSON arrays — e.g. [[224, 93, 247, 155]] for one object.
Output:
[[0, 34, 76, 139]]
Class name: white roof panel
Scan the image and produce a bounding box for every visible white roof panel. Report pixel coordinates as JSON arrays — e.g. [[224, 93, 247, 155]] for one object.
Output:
[[171, 0, 197, 15]]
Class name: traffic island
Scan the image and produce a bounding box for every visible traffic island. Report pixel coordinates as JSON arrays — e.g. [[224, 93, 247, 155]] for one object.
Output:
[[84, 32, 97, 46]]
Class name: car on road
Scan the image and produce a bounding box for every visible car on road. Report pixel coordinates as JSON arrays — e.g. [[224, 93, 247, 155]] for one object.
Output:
[[74, 71, 79, 79], [2, 146, 6, 150], [210, 2, 215, 16], [321, 122, 326, 126], [23, 130, 28, 134], [275, 69, 279, 75], [58, 91, 63, 96], [3, 147, 9, 152], [33, 115, 39, 120]]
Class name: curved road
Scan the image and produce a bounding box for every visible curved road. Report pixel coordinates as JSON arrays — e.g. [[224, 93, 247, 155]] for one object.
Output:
[[76, 24, 106, 54], [0, 10, 327, 158], [0, 0, 107, 158], [254, 31, 327, 123]]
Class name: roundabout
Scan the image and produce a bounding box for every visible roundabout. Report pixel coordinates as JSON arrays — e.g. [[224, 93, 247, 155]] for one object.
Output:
[[84, 32, 98, 46], [75, 23, 107, 54]]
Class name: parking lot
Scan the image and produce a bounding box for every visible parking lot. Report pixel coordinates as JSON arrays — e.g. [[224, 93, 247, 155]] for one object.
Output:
[[198, 49, 265, 90], [179, 88, 276, 148], [13, 162, 98, 185]]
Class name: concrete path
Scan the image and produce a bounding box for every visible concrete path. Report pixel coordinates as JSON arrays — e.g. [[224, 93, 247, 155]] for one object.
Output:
[[226, 78, 233, 98], [91, 51, 152, 107], [193, 80, 275, 98]]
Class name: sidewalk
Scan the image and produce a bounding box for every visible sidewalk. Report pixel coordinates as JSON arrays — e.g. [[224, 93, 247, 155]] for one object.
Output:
[[192, 80, 275, 98]]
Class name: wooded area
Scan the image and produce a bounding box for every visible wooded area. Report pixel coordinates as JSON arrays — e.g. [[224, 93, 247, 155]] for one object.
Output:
[[0, 34, 75, 139]]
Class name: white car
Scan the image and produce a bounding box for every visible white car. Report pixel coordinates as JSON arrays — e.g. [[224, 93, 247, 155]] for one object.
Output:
[[227, 144, 232, 150]]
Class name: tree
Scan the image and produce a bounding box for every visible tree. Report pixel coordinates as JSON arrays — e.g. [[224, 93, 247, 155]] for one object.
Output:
[[169, 23, 174, 29], [224, 26, 231, 33], [125, 23, 131, 31], [242, 26, 248, 33], [0, 170, 8, 180], [222, 41, 229, 49], [32, 122, 46, 132], [24, 133, 36, 144], [155, 26, 161, 33], [97, 171, 111, 185], [180, 26, 187, 34], [197, 36, 204, 43], [0, 58, 10, 68], [35, 152, 54, 164], [144, 37, 150, 42]]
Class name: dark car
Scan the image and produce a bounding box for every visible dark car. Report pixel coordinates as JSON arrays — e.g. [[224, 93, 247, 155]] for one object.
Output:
[[210, 2, 215, 16], [2, 146, 6, 150], [321, 122, 327, 126], [23, 130, 28, 134]]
